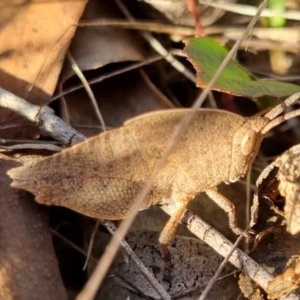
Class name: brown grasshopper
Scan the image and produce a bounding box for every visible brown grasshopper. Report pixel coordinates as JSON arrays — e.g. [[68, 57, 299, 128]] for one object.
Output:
[[7, 92, 300, 248]]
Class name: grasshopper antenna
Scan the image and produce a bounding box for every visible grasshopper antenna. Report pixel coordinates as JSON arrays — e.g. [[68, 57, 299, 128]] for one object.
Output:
[[262, 92, 300, 134]]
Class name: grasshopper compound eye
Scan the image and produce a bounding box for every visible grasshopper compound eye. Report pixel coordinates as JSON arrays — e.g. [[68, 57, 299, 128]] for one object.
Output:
[[240, 130, 256, 156]]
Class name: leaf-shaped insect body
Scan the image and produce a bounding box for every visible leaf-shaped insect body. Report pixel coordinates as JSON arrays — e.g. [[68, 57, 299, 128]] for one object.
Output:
[[7, 92, 300, 244], [7, 109, 264, 216]]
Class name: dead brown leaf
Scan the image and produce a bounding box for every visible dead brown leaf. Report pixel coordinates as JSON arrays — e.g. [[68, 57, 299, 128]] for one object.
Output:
[[61, 0, 146, 82], [0, 0, 87, 94], [0, 154, 67, 300], [275, 144, 300, 235], [267, 257, 300, 300]]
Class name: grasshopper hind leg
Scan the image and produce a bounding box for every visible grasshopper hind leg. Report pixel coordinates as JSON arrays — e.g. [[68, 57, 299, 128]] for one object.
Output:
[[158, 194, 192, 280]]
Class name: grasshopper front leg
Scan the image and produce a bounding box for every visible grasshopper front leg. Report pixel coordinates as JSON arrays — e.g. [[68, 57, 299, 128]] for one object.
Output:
[[206, 187, 251, 240]]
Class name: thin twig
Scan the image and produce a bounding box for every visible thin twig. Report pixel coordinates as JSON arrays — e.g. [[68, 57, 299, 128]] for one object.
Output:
[[83, 220, 101, 271], [78, 19, 196, 36], [67, 52, 107, 131], [50, 229, 91, 260], [0, 88, 85, 145]]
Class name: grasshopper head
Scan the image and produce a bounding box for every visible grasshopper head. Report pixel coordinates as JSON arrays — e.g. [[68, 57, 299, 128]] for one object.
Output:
[[229, 116, 269, 182]]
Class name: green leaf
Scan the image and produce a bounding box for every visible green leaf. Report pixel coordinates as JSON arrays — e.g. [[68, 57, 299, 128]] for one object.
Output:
[[184, 37, 300, 99]]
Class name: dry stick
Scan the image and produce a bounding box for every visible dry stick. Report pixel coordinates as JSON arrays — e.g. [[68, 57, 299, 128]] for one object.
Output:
[[78, 19, 197, 36], [76, 1, 270, 300], [78, 20, 300, 46], [0, 88, 85, 145], [0, 143, 62, 152], [67, 52, 107, 131], [0, 138, 61, 148], [102, 220, 171, 300]]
